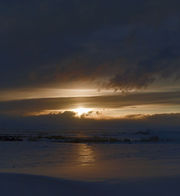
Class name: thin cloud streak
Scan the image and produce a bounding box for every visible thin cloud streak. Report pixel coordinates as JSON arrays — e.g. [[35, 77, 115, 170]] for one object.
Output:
[[0, 91, 180, 116]]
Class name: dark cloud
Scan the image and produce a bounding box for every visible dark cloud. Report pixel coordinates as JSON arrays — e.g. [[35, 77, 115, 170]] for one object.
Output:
[[0, 111, 180, 131], [1, 0, 180, 90], [0, 91, 179, 115]]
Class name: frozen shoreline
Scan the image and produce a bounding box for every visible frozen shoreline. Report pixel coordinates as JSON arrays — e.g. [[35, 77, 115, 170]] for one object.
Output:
[[0, 128, 179, 143], [0, 141, 180, 181], [0, 173, 180, 196]]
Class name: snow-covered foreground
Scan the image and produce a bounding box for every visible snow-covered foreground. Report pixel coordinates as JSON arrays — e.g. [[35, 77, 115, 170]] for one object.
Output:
[[0, 173, 180, 196]]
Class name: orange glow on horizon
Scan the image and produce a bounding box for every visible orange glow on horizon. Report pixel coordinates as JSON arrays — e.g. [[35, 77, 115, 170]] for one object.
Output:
[[72, 107, 92, 116]]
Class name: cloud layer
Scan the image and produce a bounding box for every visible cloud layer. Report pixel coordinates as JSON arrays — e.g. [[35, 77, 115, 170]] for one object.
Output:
[[0, 111, 180, 131], [1, 0, 180, 90], [0, 91, 179, 116]]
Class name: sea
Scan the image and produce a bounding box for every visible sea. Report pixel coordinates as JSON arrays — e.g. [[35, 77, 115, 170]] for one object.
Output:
[[0, 128, 180, 181]]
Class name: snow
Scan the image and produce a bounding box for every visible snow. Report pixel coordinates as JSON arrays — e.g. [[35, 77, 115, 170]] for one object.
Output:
[[0, 173, 180, 196]]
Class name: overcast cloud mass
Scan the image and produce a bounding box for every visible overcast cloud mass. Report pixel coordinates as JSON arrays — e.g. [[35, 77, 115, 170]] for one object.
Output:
[[1, 0, 180, 90]]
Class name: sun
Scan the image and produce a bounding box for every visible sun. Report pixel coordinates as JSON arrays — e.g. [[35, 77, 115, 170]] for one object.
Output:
[[72, 107, 92, 116]]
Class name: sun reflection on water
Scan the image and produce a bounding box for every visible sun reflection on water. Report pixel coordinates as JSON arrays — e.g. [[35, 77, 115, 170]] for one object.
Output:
[[78, 144, 95, 166]]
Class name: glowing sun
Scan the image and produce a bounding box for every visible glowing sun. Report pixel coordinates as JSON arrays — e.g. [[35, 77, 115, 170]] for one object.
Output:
[[72, 107, 92, 116]]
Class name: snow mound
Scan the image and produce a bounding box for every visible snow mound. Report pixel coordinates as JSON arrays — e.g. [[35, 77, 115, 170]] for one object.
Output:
[[0, 173, 180, 196]]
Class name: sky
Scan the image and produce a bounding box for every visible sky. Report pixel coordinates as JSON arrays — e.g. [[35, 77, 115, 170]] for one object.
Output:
[[0, 0, 180, 130]]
